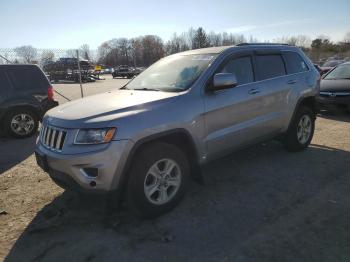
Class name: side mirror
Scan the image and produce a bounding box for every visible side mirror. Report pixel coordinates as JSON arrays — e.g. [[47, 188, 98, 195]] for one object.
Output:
[[209, 73, 238, 92]]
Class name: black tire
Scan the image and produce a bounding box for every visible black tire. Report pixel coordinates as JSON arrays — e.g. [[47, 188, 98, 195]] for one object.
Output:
[[126, 142, 189, 218], [283, 106, 315, 152], [3, 109, 39, 138]]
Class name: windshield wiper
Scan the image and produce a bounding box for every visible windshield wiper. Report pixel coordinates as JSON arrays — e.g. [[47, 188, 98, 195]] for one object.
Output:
[[326, 78, 350, 80], [133, 88, 161, 91]]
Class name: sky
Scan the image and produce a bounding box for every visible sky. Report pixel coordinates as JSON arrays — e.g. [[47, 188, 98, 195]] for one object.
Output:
[[1, 0, 350, 49]]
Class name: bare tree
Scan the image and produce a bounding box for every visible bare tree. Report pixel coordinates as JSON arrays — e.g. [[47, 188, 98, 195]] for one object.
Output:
[[208, 31, 222, 47], [295, 35, 311, 48], [97, 42, 111, 63], [142, 35, 164, 66], [130, 37, 143, 66], [165, 33, 190, 55], [14, 45, 37, 63], [80, 44, 91, 61], [185, 27, 196, 50], [344, 32, 350, 44], [40, 50, 55, 65], [117, 38, 131, 65], [95, 26, 350, 68], [66, 49, 77, 58], [274, 35, 311, 47]]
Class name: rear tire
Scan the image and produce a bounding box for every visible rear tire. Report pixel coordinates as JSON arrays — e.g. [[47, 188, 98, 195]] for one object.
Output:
[[283, 106, 315, 152], [4, 109, 39, 138], [126, 143, 189, 218]]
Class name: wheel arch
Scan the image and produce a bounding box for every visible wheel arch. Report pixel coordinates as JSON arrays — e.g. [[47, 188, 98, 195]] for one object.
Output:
[[114, 129, 203, 204], [0, 105, 41, 128], [287, 96, 317, 131]]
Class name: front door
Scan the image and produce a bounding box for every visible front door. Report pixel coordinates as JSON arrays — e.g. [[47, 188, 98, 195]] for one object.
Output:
[[204, 53, 263, 159]]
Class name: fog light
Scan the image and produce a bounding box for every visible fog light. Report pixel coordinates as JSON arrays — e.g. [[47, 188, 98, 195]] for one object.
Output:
[[83, 168, 98, 178]]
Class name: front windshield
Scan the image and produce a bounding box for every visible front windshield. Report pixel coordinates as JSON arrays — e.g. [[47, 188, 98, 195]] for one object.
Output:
[[324, 64, 350, 80], [323, 61, 342, 67], [125, 54, 217, 91]]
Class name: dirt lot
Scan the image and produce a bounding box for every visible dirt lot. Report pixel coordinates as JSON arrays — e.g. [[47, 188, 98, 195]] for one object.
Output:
[[52, 75, 129, 104], [1, 77, 350, 261]]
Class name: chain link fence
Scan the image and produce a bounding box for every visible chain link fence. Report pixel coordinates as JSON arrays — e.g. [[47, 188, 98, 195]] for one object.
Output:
[[0, 48, 98, 66]]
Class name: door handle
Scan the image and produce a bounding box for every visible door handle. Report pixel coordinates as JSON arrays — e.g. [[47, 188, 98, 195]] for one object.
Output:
[[287, 80, 297, 85], [248, 88, 260, 95]]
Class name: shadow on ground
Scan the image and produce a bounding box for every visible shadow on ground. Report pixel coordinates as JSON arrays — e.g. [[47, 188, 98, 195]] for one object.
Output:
[[5, 141, 350, 262], [0, 135, 37, 174], [318, 109, 350, 123]]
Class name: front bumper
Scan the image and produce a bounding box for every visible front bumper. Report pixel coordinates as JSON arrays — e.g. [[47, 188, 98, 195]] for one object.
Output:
[[35, 140, 133, 193], [316, 95, 350, 109], [40, 100, 59, 119]]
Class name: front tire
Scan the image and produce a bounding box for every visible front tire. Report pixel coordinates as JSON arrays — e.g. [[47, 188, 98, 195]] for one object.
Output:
[[283, 106, 315, 152], [126, 143, 189, 218], [4, 109, 39, 138]]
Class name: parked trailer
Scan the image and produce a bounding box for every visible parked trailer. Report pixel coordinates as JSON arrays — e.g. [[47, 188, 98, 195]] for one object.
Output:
[[43, 58, 95, 83]]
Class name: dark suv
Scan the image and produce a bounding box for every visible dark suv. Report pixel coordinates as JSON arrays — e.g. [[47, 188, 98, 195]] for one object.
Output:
[[0, 64, 58, 138], [112, 65, 135, 79]]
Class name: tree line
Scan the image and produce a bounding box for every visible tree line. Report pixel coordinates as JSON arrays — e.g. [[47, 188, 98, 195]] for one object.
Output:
[[4, 28, 350, 66]]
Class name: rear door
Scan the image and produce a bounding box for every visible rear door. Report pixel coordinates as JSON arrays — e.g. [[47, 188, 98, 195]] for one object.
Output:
[[282, 51, 310, 90], [251, 51, 291, 134]]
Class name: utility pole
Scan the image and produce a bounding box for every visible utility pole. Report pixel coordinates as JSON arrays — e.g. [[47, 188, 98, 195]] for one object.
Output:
[[76, 50, 84, 98], [0, 54, 11, 64]]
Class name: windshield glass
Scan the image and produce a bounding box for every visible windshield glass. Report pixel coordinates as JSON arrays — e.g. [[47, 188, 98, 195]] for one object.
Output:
[[323, 61, 342, 67], [125, 54, 217, 91], [324, 64, 350, 80]]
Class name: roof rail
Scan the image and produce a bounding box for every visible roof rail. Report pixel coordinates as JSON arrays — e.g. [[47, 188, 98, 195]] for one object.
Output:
[[236, 43, 290, 46]]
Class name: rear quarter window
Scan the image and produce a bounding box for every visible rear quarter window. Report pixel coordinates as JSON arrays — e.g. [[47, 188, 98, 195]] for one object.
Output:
[[255, 54, 286, 80], [6, 66, 48, 91], [283, 52, 309, 74]]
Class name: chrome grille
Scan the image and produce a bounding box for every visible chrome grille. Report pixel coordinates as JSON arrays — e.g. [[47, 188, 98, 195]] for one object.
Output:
[[40, 125, 67, 151], [320, 91, 350, 97]]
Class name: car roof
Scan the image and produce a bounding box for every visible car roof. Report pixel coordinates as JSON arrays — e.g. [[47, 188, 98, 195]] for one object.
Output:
[[0, 64, 39, 67], [174, 43, 297, 56]]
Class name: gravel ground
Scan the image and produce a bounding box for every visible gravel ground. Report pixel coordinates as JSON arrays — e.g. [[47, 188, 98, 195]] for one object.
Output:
[[1, 77, 350, 261], [52, 75, 129, 104]]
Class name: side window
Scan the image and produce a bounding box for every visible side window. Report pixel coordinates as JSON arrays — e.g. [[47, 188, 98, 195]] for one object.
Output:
[[220, 56, 254, 85], [255, 54, 286, 80], [283, 52, 309, 74], [6, 66, 47, 91]]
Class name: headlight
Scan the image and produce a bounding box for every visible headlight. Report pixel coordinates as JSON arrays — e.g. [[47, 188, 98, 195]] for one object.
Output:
[[74, 128, 116, 144]]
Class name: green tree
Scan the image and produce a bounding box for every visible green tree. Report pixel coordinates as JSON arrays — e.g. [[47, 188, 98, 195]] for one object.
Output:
[[192, 27, 209, 49]]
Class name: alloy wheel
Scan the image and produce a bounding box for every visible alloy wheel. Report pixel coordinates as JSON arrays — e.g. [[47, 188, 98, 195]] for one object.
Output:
[[297, 115, 312, 144], [144, 158, 182, 205], [10, 113, 35, 136]]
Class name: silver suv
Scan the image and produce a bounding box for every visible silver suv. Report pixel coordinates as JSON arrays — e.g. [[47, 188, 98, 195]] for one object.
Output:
[[35, 44, 320, 218]]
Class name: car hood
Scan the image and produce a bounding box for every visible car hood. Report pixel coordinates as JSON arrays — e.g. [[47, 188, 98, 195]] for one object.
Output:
[[320, 79, 350, 92], [45, 89, 180, 128]]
